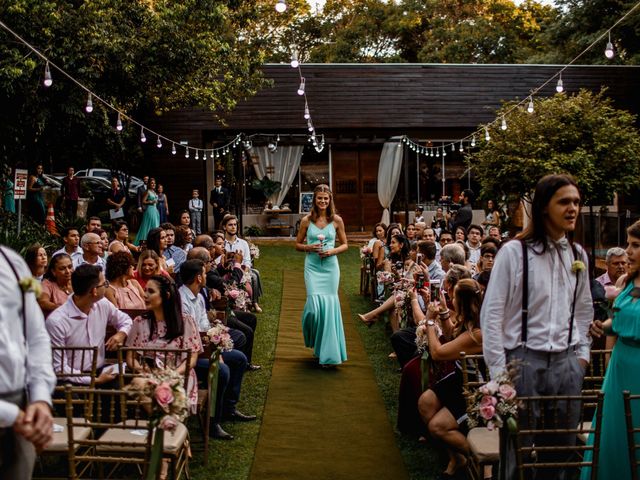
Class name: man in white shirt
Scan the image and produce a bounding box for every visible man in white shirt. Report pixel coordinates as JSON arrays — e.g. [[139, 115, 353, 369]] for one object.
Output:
[[481, 174, 593, 478], [0, 246, 56, 477], [466, 224, 483, 265], [52, 227, 83, 262], [46, 265, 132, 385], [73, 233, 106, 271]]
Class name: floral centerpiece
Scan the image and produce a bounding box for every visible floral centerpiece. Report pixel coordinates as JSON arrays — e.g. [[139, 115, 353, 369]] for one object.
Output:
[[466, 363, 520, 432], [224, 282, 250, 312], [206, 320, 234, 353], [392, 277, 415, 329], [249, 242, 260, 260]]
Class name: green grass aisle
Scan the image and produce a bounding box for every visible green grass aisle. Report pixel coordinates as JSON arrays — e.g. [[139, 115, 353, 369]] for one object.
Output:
[[249, 268, 408, 480]]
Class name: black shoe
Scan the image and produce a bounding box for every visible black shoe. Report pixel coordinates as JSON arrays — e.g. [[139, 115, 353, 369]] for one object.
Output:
[[247, 364, 262, 371], [225, 409, 257, 422], [210, 423, 234, 440]]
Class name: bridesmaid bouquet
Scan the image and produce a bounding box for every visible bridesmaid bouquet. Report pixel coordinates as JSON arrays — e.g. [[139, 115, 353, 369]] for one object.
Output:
[[206, 320, 234, 353], [466, 363, 520, 432], [317, 234, 326, 262], [224, 282, 250, 311], [359, 245, 373, 259], [415, 319, 443, 353], [393, 277, 415, 329], [125, 368, 189, 425]]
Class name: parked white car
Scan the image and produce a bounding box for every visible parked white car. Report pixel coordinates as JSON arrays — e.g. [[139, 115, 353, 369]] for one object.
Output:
[[74, 168, 143, 195]]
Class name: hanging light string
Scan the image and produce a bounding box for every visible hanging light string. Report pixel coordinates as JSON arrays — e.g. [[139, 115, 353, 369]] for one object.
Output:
[[290, 47, 325, 153], [0, 17, 243, 159], [399, 0, 640, 156]]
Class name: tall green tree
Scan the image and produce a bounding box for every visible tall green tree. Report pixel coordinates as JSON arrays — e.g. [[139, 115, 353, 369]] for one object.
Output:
[[471, 89, 640, 206]]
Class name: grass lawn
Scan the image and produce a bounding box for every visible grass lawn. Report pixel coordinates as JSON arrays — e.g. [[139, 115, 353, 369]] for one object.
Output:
[[192, 242, 442, 480]]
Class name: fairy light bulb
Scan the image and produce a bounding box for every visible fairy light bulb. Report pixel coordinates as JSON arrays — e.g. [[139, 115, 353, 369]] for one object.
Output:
[[307, 120, 313, 132], [451, 143, 455, 152], [185, 148, 190, 159], [195, 150, 199, 160], [156, 136, 162, 148], [304, 103, 310, 120], [275, 0, 286, 12], [43, 61, 52, 87], [605, 32, 615, 59], [430, 148, 434, 157], [459, 141, 464, 153], [527, 97, 534, 114], [484, 126, 490, 142], [297, 77, 306, 96], [556, 75, 564, 93], [471, 135, 476, 148], [202, 152, 207, 160], [291, 49, 299, 68], [501, 116, 507, 131], [140, 128, 147, 143], [442, 147, 446, 157], [116, 112, 123, 131], [85, 93, 93, 113], [171, 143, 176, 155]]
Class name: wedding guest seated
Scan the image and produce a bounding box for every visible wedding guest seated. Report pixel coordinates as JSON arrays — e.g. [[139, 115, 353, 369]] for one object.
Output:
[[38, 253, 73, 318], [406, 223, 417, 243], [146, 227, 170, 272], [487, 225, 502, 242], [466, 224, 483, 266], [108, 220, 140, 255], [104, 251, 146, 310], [161, 222, 187, 273], [125, 275, 202, 414], [133, 249, 171, 289], [46, 264, 132, 387], [440, 243, 465, 273], [474, 244, 497, 278], [94, 228, 110, 262], [418, 241, 445, 284], [368, 223, 387, 271], [416, 278, 483, 479], [85, 216, 102, 233], [53, 227, 83, 263], [175, 224, 194, 254], [178, 259, 256, 440], [25, 243, 48, 281], [73, 233, 106, 270]]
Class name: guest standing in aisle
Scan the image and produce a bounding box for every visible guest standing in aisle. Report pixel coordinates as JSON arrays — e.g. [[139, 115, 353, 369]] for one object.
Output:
[[295, 184, 348, 367]]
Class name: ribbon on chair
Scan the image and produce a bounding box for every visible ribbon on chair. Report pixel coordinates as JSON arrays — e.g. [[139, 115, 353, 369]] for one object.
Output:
[[208, 350, 221, 418], [146, 419, 164, 480]]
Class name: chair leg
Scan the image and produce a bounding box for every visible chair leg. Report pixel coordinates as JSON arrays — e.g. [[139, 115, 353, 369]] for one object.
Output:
[[203, 398, 210, 466]]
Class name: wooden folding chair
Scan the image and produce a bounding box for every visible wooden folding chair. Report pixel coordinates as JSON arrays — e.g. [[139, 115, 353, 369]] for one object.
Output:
[[117, 347, 193, 479], [33, 346, 99, 479], [623, 391, 640, 480], [360, 255, 371, 296], [513, 392, 604, 480], [577, 349, 612, 442], [460, 353, 496, 480], [64, 386, 154, 479]]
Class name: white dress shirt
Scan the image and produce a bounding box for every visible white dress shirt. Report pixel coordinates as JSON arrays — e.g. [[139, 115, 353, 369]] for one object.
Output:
[[224, 236, 252, 269], [188, 198, 203, 212], [179, 285, 209, 333], [46, 297, 132, 384], [0, 247, 56, 427], [467, 241, 481, 265], [53, 245, 83, 262], [73, 254, 106, 271], [480, 238, 593, 379]]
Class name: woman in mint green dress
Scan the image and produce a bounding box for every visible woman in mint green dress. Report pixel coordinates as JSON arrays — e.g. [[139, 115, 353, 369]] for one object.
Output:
[[135, 177, 160, 245], [581, 219, 640, 479], [295, 184, 349, 366], [3, 174, 15, 213]]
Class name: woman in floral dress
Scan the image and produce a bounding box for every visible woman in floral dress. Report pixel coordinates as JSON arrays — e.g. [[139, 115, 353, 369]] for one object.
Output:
[[125, 275, 202, 413]]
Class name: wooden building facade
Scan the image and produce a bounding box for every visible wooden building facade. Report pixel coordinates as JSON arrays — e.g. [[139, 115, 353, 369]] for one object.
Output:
[[143, 64, 640, 232]]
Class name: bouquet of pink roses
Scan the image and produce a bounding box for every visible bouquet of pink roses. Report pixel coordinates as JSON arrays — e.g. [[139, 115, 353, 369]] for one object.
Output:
[[224, 282, 249, 311], [376, 271, 395, 285], [206, 320, 234, 353], [359, 245, 373, 259], [466, 364, 520, 432]]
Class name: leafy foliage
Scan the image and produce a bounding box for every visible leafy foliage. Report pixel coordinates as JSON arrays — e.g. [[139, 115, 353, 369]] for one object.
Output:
[[0, 212, 59, 255], [251, 176, 282, 199], [471, 90, 640, 206]]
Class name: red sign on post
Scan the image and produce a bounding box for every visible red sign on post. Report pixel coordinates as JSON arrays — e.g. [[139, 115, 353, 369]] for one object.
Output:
[[14, 169, 28, 200]]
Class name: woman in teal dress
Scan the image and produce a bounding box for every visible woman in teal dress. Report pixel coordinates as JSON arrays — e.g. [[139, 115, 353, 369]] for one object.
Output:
[[135, 177, 160, 245], [3, 169, 15, 213], [581, 219, 640, 479], [27, 164, 46, 223], [295, 184, 349, 366]]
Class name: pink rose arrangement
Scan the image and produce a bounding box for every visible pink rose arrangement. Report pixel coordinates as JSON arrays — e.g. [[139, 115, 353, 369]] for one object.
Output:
[[466, 363, 520, 432], [206, 320, 235, 353], [415, 319, 443, 353], [224, 282, 249, 311], [359, 245, 373, 259]]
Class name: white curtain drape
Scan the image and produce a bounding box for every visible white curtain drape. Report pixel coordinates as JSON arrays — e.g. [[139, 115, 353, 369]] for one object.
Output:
[[377, 141, 403, 224], [252, 146, 304, 207]]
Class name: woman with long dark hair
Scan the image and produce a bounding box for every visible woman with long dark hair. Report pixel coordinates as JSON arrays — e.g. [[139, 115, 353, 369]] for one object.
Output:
[[125, 275, 202, 412], [295, 184, 349, 367]]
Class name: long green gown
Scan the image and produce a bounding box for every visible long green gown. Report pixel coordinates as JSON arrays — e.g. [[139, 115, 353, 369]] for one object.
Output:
[[581, 281, 640, 479], [134, 190, 160, 245], [301, 221, 347, 366]]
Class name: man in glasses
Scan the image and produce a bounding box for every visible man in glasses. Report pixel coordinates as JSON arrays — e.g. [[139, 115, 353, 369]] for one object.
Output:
[[74, 233, 106, 271], [46, 265, 132, 388]]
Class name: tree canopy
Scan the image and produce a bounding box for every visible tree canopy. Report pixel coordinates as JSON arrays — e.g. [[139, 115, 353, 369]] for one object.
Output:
[[471, 90, 640, 206]]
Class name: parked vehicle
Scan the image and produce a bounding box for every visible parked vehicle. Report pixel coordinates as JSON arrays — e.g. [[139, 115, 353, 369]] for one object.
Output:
[[74, 168, 143, 195]]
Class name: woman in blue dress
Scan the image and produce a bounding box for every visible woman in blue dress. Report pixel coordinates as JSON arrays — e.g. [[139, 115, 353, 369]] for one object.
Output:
[[156, 183, 169, 223], [2, 166, 15, 213], [135, 177, 160, 245], [581, 219, 640, 479], [295, 184, 349, 366], [27, 164, 46, 224]]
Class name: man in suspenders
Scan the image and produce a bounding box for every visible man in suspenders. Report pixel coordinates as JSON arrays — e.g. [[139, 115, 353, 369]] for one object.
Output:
[[481, 174, 594, 479]]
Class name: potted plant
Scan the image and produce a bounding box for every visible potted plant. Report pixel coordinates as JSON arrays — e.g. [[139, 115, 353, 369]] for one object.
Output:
[[251, 177, 282, 209]]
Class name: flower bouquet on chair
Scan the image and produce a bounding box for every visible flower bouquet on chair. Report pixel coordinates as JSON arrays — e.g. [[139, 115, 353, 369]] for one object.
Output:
[[224, 282, 250, 312], [466, 363, 520, 432], [206, 320, 235, 354]]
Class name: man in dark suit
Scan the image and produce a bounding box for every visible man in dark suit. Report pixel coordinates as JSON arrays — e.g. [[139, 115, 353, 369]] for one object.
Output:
[[209, 177, 229, 230]]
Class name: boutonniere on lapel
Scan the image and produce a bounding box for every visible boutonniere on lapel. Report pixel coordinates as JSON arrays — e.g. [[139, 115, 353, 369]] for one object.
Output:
[[19, 276, 42, 297], [571, 260, 586, 274]]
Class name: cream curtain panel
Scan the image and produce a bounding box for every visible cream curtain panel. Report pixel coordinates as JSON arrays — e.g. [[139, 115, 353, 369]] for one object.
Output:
[[252, 146, 304, 207], [377, 140, 403, 225]]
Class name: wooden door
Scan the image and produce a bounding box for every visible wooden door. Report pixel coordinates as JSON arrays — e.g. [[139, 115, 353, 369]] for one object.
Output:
[[332, 146, 382, 232]]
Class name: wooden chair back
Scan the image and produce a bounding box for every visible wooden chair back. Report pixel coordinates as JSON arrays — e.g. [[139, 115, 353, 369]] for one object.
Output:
[[460, 353, 489, 407], [513, 392, 605, 480], [583, 349, 612, 393], [623, 391, 640, 480], [64, 386, 153, 480], [116, 346, 193, 393], [51, 346, 98, 415]]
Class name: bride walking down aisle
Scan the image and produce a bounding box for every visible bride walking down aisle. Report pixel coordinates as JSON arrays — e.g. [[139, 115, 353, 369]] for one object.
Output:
[[295, 184, 348, 366]]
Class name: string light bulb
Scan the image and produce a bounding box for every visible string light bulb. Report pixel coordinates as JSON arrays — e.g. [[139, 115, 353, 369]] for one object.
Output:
[[185, 148, 190, 159], [116, 112, 123, 131], [451, 143, 455, 152], [484, 126, 490, 142], [556, 74, 564, 93], [459, 141, 464, 153], [297, 77, 306, 96], [605, 32, 615, 59], [527, 97, 534, 114], [275, 0, 286, 12], [304, 102, 310, 120], [442, 147, 446, 157], [195, 150, 199, 160], [85, 93, 93, 113], [291, 48, 299, 68], [140, 128, 146, 143], [471, 135, 476, 148], [156, 136, 162, 148], [501, 116, 507, 131], [171, 143, 177, 155], [202, 152, 207, 160], [43, 61, 52, 87]]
